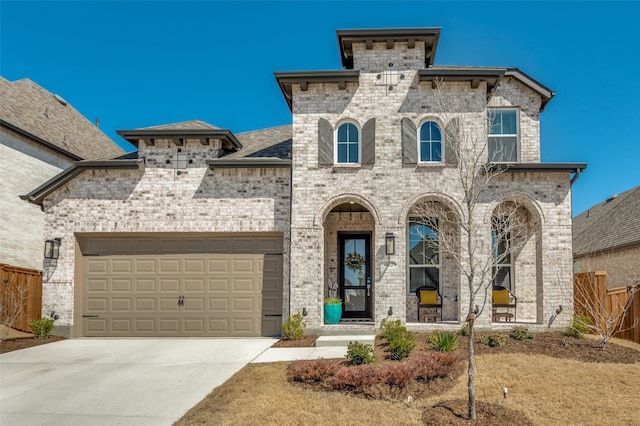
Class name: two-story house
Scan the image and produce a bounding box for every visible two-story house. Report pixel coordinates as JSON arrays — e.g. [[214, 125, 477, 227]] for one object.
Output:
[[23, 28, 585, 338]]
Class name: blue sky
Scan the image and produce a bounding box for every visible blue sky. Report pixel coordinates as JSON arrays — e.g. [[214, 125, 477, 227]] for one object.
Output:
[[2, 1, 639, 215]]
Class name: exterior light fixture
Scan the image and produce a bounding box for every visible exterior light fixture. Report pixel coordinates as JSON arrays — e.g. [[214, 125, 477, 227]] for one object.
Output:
[[385, 233, 395, 255], [44, 238, 61, 259], [556, 305, 563, 315]]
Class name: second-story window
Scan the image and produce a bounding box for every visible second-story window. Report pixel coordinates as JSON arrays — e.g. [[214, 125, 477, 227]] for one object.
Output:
[[419, 121, 443, 163], [488, 109, 518, 162], [336, 122, 360, 164]]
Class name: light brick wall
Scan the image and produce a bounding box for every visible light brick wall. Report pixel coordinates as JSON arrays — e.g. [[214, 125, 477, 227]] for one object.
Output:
[[41, 141, 291, 334], [0, 129, 73, 270], [288, 50, 574, 331]]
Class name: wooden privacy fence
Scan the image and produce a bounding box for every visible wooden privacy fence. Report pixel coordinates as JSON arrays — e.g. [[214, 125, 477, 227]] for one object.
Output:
[[0, 264, 43, 332], [574, 271, 640, 345]]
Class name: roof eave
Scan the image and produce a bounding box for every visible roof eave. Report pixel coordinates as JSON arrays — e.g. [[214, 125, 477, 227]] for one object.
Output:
[[418, 68, 506, 102], [1, 119, 84, 161], [22, 158, 145, 205], [486, 162, 588, 174], [273, 70, 360, 110], [336, 28, 442, 69], [504, 69, 556, 111], [116, 128, 243, 151]]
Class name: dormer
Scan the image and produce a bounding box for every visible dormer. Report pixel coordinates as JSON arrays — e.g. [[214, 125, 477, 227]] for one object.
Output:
[[337, 28, 441, 71], [117, 120, 242, 167]]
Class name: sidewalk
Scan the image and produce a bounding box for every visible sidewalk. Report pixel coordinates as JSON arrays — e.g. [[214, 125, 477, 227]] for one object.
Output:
[[251, 335, 376, 363]]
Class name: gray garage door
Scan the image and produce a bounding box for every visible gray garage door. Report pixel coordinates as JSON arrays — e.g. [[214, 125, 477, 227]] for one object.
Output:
[[79, 235, 283, 337]]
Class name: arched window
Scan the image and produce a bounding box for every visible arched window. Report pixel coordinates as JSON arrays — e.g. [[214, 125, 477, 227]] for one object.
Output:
[[336, 122, 360, 164], [419, 121, 442, 162]]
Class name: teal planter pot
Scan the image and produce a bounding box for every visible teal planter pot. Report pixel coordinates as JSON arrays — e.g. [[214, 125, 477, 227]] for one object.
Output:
[[324, 303, 343, 324]]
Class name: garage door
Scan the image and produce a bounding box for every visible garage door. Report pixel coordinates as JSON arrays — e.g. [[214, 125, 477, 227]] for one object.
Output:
[[79, 235, 283, 337]]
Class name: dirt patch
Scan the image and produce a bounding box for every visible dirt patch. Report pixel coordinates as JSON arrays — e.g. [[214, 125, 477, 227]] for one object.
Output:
[[1, 336, 66, 354], [271, 334, 318, 348], [422, 399, 535, 425]]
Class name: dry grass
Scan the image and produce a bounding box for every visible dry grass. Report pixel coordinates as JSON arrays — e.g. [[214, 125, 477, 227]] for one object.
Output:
[[176, 352, 640, 426]]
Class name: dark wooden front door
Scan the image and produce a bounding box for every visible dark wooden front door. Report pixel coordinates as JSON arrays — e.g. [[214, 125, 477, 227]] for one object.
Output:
[[339, 233, 372, 319]]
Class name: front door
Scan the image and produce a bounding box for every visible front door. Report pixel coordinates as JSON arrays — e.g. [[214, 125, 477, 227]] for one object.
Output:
[[339, 233, 372, 319]]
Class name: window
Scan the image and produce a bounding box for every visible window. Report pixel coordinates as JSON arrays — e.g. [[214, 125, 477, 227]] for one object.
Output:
[[408, 219, 439, 293], [488, 109, 518, 162], [419, 121, 442, 162], [336, 122, 360, 164], [492, 217, 512, 290]]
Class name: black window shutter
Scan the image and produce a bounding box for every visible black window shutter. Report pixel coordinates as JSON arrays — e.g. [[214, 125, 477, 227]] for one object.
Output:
[[401, 118, 417, 164], [361, 118, 375, 165], [318, 118, 333, 166]]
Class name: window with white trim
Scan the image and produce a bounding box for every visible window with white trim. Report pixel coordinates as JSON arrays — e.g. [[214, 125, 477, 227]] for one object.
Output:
[[488, 109, 518, 162], [419, 121, 443, 163], [336, 122, 360, 164], [408, 219, 439, 294]]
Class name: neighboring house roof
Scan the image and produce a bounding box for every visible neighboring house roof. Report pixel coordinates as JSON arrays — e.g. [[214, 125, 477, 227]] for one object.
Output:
[[0, 76, 123, 160], [573, 185, 640, 257]]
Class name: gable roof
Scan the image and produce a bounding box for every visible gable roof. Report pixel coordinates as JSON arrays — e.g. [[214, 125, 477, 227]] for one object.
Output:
[[573, 185, 640, 257], [138, 120, 220, 131], [0, 76, 123, 160]]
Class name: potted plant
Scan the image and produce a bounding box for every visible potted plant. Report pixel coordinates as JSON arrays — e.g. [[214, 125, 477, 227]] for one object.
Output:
[[324, 297, 342, 324]]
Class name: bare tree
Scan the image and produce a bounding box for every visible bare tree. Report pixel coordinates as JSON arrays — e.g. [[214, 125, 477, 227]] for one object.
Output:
[[409, 80, 531, 420], [573, 259, 639, 350]]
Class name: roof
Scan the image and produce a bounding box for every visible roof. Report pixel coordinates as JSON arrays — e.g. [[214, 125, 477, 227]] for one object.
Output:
[[573, 185, 640, 257], [209, 124, 292, 168], [336, 28, 441, 69], [116, 120, 242, 152], [0, 76, 123, 160]]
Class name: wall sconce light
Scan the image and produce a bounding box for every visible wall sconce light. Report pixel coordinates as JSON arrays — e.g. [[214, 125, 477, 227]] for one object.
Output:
[[388, 306, 393, 316], [44, 238, 61, 259], [302, 307, 308, 317], [473, 305, 479, 315], [556, 305, 563, 315], [385, 233, 395, 255]]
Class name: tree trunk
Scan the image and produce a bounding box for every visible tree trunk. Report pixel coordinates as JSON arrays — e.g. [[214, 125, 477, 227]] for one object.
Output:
[[467, 314, 476, 420]]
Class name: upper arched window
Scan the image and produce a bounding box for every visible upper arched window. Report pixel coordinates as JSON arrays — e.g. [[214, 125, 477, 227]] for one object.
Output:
[[336, 122, 360, 164], [419, 121, 442, 162]]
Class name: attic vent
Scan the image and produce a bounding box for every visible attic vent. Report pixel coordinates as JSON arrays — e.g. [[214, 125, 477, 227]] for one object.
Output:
[[605, 194, 618, 203], [53, 94, 68, 106]]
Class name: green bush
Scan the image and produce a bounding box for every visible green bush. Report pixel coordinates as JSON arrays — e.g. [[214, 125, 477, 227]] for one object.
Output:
[[324, 297, 342, 305], [565, 314, 591, 339], [346, 341, 375, 365], [430, 330, 459, 352], [281, 312, 306, 340], [478, 334, 507, 348], [29, 318, 54, 339], [458, 325, 469, 336], [388, 329, 416, 360], [510, 326, 533, 341], [381, 319, 405, 341]]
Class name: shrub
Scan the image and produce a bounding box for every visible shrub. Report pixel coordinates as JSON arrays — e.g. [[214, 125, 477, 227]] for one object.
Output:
[[287, 359, 337, 383], [346, 341, 374, 365], [430, 330, 459, 352], [478, 334, 507, 348], [510, 325, 533, 341], [29, 318, 55, 339], [413, 352, 460, 381], [565, 314, 591, 339], [458, 325, 469, 336], [329, 364, 379, 391], [324, 297, 342, 305], [281, 312, 306, 340], [388, 329, 415, 360], [380, 363, 417, 388], [381, 319, 405, 341]]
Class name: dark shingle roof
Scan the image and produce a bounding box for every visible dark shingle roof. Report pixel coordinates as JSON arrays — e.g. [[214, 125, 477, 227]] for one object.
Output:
[[0, 76, 123, 160], [228, 125, 292, 159], [573, 185, 640, 257]]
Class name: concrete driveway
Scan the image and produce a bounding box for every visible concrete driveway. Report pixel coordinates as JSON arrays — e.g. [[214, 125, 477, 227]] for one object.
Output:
[[0, 338, 276, 425]]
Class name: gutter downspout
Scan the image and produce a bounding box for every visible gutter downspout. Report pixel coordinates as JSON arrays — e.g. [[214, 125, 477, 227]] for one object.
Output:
[[570, 167, 584, 185]]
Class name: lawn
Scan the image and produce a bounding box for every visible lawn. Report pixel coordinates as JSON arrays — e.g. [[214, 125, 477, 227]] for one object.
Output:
[[176, 332, 640, 426]]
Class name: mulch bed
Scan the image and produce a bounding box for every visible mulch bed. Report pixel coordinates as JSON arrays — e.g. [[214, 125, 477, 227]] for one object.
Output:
[[0, 336, 66, 354], [422, 399, 535, 426], [272, 334, 319, 347]]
